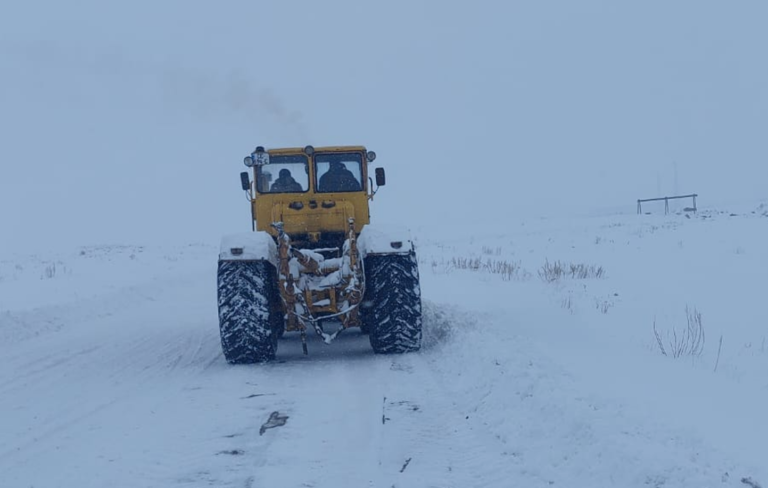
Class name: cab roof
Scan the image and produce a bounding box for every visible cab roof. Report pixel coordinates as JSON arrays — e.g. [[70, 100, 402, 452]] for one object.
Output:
[[267, 146, 367, 155]]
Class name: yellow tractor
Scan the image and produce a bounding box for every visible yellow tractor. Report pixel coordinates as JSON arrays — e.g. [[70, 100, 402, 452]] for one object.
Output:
[[217, 145, 422, 363]]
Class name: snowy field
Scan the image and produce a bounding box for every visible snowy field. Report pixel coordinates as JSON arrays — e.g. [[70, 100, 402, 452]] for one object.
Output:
[[1, 204, 766, 487]]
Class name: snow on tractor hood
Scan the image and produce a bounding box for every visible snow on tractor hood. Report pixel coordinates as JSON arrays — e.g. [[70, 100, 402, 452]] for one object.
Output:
[[219, 231, 277, 264], [358, 224, 415, 257]]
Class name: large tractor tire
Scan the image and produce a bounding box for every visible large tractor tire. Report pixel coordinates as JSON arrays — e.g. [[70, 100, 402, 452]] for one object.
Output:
[[217, 259, 283, 364], [363, 252, 422, 354]]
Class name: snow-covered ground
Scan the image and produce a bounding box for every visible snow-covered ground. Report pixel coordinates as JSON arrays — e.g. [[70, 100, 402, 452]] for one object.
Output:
[[1, 204, 766, 487]]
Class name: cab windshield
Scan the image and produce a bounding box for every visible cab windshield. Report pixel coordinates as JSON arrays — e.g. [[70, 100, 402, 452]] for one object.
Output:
[[315, 152, 363, 193], [256, 155, 309, 193]]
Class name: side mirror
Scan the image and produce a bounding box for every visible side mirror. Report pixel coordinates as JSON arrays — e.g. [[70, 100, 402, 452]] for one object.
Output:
[[240, 172, 251, 191], [375, 167, 386, 186]]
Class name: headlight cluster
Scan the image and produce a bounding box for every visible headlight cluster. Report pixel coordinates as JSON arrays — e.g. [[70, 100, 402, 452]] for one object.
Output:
[[244, 146, 269, 167]]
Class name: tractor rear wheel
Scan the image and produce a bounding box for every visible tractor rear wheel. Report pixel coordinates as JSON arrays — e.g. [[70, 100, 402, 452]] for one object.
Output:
[[217, 260, 282, 363], [364, 253, 422, 354]]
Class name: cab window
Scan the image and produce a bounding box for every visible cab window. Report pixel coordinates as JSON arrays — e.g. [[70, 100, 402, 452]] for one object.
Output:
[[315, 153, 363, 193], [256, 155, 309, 193]]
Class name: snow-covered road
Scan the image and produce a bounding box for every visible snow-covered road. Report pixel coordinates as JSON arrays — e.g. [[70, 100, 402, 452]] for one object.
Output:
[[2, 208, 767, 487], [0, 265, 514, 488]]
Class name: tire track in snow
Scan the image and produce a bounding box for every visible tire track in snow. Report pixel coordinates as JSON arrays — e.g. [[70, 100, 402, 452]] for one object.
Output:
[[233, 332, 391, 488], [186, 305, 520, 488], [0, 326, 222, 475], [374, 351, 517, 487], [0, 272, 225, 486]]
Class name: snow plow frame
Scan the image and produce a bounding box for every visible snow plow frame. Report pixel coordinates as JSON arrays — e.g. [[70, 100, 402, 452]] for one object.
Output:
[[272, 218, 364, 354]]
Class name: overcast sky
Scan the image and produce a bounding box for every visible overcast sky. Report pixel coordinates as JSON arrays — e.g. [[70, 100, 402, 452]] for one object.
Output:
[[1, 1, 766, 251]]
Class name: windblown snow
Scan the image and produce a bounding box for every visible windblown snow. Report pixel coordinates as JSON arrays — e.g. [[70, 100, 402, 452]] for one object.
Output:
[[1, 206, 767, 487]]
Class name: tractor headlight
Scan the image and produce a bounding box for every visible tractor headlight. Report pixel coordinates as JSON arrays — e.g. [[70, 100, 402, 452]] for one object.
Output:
[[243, 155, 255, 167], [366, 150, 376, 162], [304, 145, 315, 156]]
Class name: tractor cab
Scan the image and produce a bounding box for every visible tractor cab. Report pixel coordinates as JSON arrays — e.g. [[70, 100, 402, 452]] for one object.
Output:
[[242, 145, 384, 248]]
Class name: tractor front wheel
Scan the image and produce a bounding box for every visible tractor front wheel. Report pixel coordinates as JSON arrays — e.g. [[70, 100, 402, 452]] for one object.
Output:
[[363, 253, 422, 354], [217, 260, 282, 363]]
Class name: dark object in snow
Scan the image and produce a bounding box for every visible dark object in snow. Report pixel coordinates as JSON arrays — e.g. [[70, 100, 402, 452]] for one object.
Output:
[[742, 477, 763, 488], [400, 457, 412, 473], [242, 393, 271, 399], [217, 449, 245, 455], [382, 396, 390, 424], [260, 411, 289, 435]]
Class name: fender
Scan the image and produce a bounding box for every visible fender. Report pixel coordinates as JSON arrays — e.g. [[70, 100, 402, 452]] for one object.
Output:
[[219, 231, 277, 265], [358, 224, 415, 258]]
